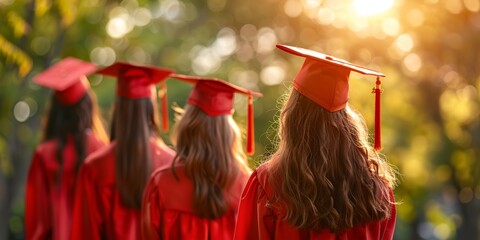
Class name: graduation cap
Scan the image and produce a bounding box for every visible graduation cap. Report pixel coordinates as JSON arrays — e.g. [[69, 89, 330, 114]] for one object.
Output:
[[96, 62, 174, 131], [33, 57, 97, 105], [276, 44, 385, 150], [169, 73, 263, 155]]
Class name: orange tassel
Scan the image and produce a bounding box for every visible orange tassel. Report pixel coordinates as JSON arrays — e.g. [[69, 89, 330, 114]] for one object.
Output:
[[372, 77, 382, 151], [160, 82, 169, 132], [246, 95, 254, 155]]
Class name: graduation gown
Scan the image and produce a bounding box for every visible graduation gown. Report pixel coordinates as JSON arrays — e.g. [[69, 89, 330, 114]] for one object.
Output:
[[71, 139, 175, 240], [234, 163, 397, 240], [142, 165, 250, 240], [25, 132, 106, 240]]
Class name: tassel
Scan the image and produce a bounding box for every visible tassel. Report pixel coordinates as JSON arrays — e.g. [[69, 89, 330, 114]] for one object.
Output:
[[246, 95, 254, 155], [160, 82, 169, 132], [372, 77, 382, 151]]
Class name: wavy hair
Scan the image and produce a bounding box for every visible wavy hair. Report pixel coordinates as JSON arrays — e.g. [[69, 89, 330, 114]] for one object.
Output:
[[111, 96, 160, 209], [269, 89, 396, 233], [171, 104, 250, 219], [43, 91, 108, 181]]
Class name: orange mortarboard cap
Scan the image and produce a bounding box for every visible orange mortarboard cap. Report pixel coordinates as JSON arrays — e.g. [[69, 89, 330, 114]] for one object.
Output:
[[96, 62, 174, 131], [169, 73, 263, 155], [276, 44, 385, 150], [34, 57, 96, 105]]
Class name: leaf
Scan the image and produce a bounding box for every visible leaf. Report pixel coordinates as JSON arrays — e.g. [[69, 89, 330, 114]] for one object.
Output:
[[7, 11, 31, 38], [55, 0, 78, 27], [35, 0, 52, 17], [0, 35, 33, 77]]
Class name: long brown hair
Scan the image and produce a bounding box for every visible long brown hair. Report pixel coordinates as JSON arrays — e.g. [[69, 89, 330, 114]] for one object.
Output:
[[43, 91, 108, 181], [111, 96, 160, 209], [171, 104, 249, 219], [269, 89, 396, 234]]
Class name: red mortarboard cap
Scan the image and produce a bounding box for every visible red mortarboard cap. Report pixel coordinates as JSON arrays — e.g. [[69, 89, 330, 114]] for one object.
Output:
[[96, 62, 174, 131], [96, 62, 174, 99], [169, 73, 263, 155], [276, 44, 385, 150], [34, 57, 96, 105]]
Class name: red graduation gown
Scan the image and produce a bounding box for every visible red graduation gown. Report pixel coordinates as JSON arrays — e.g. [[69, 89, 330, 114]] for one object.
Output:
[[234, 164, 397, 240], [71, 139, 175, 240], [142, 165, 250, 240], [25, 132, 106, 240]]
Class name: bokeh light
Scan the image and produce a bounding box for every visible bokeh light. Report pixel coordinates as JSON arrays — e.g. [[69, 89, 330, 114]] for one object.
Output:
[[256, 28, 277, 54], [316, 8, 336, 25], [260, 62, 287, 86], [403, 53, 422, 72], [395, 33, 414, 53], [162, 0, 184, 22], [132, 8, 152, 27], [125, 46, 150, 63], [24, 98, 38, 117], [353, 0, 394, 16], [305, 0, 321, 8], [381, 17, 401, 36], [0, 0, 15, 6], [30, 37, 51, 56], [191, 46, 221, 75], [229, 69, 259, 90], [406, 9, 425, 27], [207, 0, 226, 12], [106, 15, 132, 39], [212, 28, 237, 57], [443, 0, 463, 14], [90, 47, 116, 66], [284, 0, 303, 17], [464, 0, 480, 12], [13, 101, 30, 122]]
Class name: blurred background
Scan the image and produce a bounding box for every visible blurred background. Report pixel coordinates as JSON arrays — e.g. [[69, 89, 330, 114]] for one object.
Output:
[[1, 0, 479, 239]]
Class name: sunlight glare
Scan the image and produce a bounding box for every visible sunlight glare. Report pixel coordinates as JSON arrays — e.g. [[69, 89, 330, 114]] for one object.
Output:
[[305, 0, 321, 8], [353, 0, 394, 16], [106, 15, 132, 38]]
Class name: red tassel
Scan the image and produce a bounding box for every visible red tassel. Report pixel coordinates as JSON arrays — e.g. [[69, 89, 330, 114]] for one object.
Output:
[[372, 77, 382, 151], [160, 82, 169, 132], [246, 95, 254, 155]]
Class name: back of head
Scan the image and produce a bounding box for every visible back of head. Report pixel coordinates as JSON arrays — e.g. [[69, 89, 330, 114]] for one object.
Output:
[[171, 104, 248, 219], [44, 91, 107, 178], [112, 96, 159, 209], [269, 89, 395, 233], [44, 92, 93, 141], [98, 62, 173, 209]]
